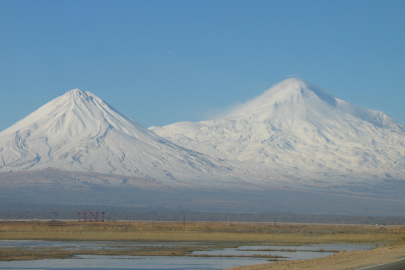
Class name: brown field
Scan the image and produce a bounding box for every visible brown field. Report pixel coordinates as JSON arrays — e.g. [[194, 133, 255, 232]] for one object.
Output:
[[1, 220, 405, 262]]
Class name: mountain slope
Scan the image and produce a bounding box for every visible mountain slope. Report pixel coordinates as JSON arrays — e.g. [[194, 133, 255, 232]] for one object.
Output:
[[150, 78, 405, 182], [0, 89, 234, 185]]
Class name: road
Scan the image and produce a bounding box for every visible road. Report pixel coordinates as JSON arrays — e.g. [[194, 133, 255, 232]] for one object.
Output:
[[358, 258, 405, 270]]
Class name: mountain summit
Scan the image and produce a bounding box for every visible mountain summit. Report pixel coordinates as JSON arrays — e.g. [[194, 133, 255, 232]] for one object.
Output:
[[0, 89, 232, 184], [150, 78, 405, 183], [221, 78, 403, 133]]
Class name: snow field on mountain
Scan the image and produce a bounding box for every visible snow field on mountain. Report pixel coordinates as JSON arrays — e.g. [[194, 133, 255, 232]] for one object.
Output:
[[0, 89, 240, 185], [150, 78, 405, 182], [1, 78, 404, 190]]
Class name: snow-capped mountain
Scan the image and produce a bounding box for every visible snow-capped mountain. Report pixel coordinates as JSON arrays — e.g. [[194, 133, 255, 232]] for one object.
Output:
[[2, 79, 404, 193], [0, 89, 234, 185], [150, 78, 405, 182]]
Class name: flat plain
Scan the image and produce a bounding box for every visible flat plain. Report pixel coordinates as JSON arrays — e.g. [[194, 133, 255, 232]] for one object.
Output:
[[1, 220, 405, 265]]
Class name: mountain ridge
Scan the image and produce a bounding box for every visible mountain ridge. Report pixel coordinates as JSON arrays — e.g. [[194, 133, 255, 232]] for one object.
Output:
[[1, 78, 404, 192], [1, 79, 405, 215], [150, 78, 405, 182]]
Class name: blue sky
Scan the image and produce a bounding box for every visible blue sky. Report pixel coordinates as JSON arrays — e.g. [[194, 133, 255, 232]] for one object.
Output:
[[1, 0, 404, 131]]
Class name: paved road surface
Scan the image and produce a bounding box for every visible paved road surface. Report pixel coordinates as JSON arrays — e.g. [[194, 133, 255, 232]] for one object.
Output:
[[358, 258, 405, 270]]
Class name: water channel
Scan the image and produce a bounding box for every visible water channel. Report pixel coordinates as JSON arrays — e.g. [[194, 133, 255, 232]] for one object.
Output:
[[0, 241, 374, 270]]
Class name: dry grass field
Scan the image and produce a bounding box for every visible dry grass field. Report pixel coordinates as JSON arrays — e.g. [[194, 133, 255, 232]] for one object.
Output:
[[1, 220, 405, 261], [1, 220, 405, 243]]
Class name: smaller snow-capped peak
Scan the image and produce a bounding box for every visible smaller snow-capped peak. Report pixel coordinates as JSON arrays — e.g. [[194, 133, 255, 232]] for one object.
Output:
[[0, 89, 237, 184], [56, 88, 104, 108], [1, 88, 153, 144], [57, 88, 92, 104], [66, 88, 86, 96], [62, 89, 106, 105]]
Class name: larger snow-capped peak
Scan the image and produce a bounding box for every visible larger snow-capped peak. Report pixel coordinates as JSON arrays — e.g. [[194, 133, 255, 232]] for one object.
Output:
[[225, 78, 332, 117], [223, 78, 403, 132], [0, 89, 235, 184], [150, 78, 405, 181]]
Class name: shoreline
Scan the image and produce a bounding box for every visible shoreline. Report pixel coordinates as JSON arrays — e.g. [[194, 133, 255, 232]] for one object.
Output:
[[227, 245, 405, 270]]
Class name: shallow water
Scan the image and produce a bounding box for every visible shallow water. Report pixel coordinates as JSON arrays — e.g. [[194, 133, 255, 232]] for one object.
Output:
[[192, 243, 373, 261], [0, 255, 270, 270], [0, 240, 187, 250], [0, 241, 374, 270]]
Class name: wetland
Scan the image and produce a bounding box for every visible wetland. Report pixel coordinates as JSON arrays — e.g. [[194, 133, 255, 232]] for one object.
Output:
[[1, 220, 404, 269]]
